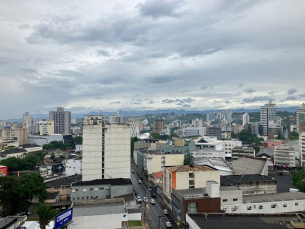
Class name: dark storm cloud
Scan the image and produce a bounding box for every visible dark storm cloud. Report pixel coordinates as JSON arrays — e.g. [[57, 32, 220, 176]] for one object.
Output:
[[242, 96, 273, 103], [287, 88, 297, 95], [244, 88, 256, 93], [136, 0, 184, 19], [286, 96, 298, 100]]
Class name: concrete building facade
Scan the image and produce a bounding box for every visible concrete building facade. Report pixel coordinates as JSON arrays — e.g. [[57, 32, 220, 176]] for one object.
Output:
[[126, 118, 140, 137], [260, 100, 277, 136], [49, 107, 71, 135], [65, 158, 82, 176], [82, 115, 130, 181], [153, 119, 165, 133], [39, 120, 54, 135], [274, 144, 300, 168], [108, 111, 124, 124], [296, 103, 305, 133]]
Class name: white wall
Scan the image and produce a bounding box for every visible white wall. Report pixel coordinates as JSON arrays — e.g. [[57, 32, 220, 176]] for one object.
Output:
[[186, 214, 201, 229], [128, 213, 141, 221], [70, 214, 127, 229], [222, 199, 305, 214], [65, 159, 82, 176]]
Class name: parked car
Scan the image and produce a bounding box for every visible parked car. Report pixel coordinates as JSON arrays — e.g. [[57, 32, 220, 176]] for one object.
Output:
[[165, 221, 172, 228], [54, 174, 59, 177], [46, 175, 52, 179], [150, 199, 155, 205], [163, 209, 169, 215], [132, 170, 135, 173], [138, 180, 142, 184], [137, 196, 142, 203], [143, 197, 148, 203], [151, 192, 156, 198], [148, 188, 152, 192]]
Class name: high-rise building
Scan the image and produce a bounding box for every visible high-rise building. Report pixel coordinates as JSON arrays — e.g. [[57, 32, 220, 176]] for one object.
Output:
[[296, 103, 305, 133], [108, 111, 124, 124], [242, 113, 250, 127], [260, 100, 277, 136], [301, 131, 305, 167], [49, 107, 71, 135], [82, 115, 130, 181], [153, 119, 165, 133], [192, 118, 203, 128], [126, 117, 140, 137]]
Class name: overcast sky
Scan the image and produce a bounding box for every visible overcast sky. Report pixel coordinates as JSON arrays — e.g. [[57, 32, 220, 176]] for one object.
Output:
[[1, 0, 305, 118]]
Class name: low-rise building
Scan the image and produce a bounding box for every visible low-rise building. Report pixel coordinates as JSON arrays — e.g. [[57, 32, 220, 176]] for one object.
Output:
[[71, 178, 133, 201], [182, 127, 205, 137], [163, 165, 220, 199], [190, 149, 225, 159], [257, 147, 274, 158], [136, 149, 184, 174], [0, 148, 27, 160], [23, 144, 43, 152], [162, 140, 196, 156], [231, 147, 255, 160], [65, 158, 82, 176], [0, 216, 27, 229], [274, 143, 300, 168], [151, 171, 163, 186], [221, 174, 277, 195]]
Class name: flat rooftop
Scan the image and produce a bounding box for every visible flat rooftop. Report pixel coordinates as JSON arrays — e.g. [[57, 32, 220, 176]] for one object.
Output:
[[73, 202, 126, 217], [72, 178, 132, 187], [176, 188, 207, 198], [221, 175, 275, 186], [189, 214, 287, 229], [166, 165, 216, 172], [243, 192, 305, 204], [45, 174, 82, 187]]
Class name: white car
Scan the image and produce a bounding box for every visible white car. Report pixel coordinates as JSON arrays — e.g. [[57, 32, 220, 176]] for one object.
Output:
[[143, 197, 148, 203], [163, 209, 169, 215], [150, 199, 155, 205], [138, 180, 142, 184], [54, 174, 59, 177], [165, 221, 172, 228], [46, 175, 52, 179]]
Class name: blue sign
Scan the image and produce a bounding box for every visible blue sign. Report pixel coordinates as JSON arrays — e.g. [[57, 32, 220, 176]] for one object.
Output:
[[55, 208, 73, 229]]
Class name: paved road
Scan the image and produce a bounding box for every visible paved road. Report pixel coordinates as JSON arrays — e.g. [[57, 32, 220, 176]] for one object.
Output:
[[131, 170, 177, 229]]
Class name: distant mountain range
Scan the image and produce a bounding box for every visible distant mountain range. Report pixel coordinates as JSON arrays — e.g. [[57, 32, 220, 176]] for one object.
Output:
[[5, 106, 298, 122]]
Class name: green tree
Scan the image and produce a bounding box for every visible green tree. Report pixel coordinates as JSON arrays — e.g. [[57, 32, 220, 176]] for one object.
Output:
[[50, 141, 65, 150], [74, 136, 83, 144], [150, 132, 160, 139], [292, 169, 305, 192], [36, 202, 59, 229], [23, 154, 40, 170], [184, 154, 194, 166], [171, 132, 178, 138], [50, 152, 55, 160], [238, 130, 253, 144], [64, 143, 75, 150], [144, 170, 148, 179], [43, 144, 55, 150], [289, 131, 299, 140]]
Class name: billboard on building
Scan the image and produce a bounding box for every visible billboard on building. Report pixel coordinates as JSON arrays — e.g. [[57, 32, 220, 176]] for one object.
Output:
[[55, 208, 73, 229], [0, 166, 8, 176]]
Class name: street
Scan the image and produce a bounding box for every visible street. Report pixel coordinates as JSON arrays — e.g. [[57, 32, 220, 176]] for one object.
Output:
[[131, 169, 177, 229]]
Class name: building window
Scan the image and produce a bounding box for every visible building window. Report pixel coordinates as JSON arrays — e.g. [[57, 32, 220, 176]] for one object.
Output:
[[283, 204, 287, 207], [259, 205, 263, 209], [295, 203, 298, 206], [189, 180, 194, 185], [96, 196, 98, 199], [247, 206, 251, 210], [76, 189, 78, 191], [77, 197, 80, 200], [271, 204, 276, 208], [86, 197, 89, 199], [187, 202, 198, 213], [90, 188, 93, 191], [99, 187, 104, 190], [91, 196, 93, 199], [189, 173, 194, 178], [233, 198, 238, 201], [223, 199, 227, 202], [82, 197, 84, 200]]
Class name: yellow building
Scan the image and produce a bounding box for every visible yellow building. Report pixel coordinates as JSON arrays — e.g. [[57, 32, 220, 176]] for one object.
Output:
[[174, 138, 184, 147], [39, 120, 54, 135]]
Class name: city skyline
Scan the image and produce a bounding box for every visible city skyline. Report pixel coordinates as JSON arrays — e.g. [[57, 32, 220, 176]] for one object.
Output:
[[1, 1, 305, 118]]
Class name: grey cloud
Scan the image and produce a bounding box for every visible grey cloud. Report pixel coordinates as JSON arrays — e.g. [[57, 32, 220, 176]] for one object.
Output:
[[225, 101, 231, 104], [242, 96, 273, 103], [162, 98, 194, 104], [132, 102, 142, 105], [285, 96, 298, 100], [182, 104, 191, 108], [0, 57, 9, 65], [299, 93, 305, 98], [22, 68, 38, 73], [109, 101, 121, 105], [136, 0, 184, 19], [244, 88, 256, 93], [238, 84, 244, 87], [162, 99, 175, 103], [97, 50, 112, 56], [18, 24, 30, 30], [268, 91, 277, 95], [287, 88, 297, 95], [148, 76, 177, 84]]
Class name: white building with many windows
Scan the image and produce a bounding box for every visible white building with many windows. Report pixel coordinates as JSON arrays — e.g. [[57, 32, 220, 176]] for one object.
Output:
[[65, 158, 82, 176]]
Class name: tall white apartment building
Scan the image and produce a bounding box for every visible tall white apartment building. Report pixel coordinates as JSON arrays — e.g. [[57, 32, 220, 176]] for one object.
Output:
[[109, 111, 124, 124], [192, 118, 203, 128], [301, 132, 305, 167], [242, 113, 250, 127], [260, 100, 277, 136], [296, 103, 305, 133], [126, 118, 140, 137], [82, 115, 131, 181]]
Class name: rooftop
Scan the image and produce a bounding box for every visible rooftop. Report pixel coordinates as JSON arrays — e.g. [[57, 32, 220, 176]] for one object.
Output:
[[47, 191, 59, 199], [72, 178, 132, 187], [176, 188, 208, 199], [152, 171, 163, 178], [243, 192, 305, 203], [2, 148, 27, 154], [0, 216, 26, 229], [165, 165, 216, 172], [221, 174, 275, 186], [193, 158, 232, 172], [22, 144, 41, 148], [73, 202, 126, 217], [232, 158, 267, 175], [188, 214, 286, 229], [21, 221, 55, 229], [45, 174, 82, 188], [257, 147, 274, 157]]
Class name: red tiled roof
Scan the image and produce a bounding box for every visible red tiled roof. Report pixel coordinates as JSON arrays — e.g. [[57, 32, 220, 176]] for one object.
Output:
[[152, 171, 163, 178]]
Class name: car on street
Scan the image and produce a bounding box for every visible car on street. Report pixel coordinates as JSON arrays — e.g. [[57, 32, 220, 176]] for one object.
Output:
[[148, 188, 152, 192], [137, 196, 142, 203], [150, 199, 155, 205], [138, 180, 142, 184], [46, 175, 52, 179], [163, 209, 169, 215], [132, 170, 135, 173], [151, 192, 156, 198], [54, 174, 59, 177], [143, 197, 148, 203], [165, 221, 172, 228]]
